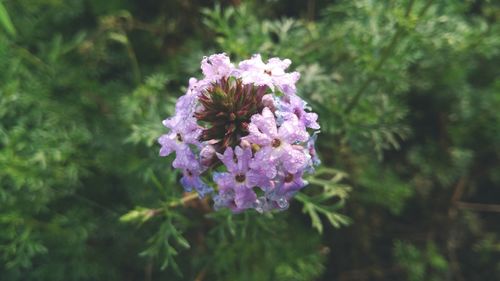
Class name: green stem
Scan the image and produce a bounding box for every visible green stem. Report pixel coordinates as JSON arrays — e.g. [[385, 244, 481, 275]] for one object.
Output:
[[147, 193, 201, 218], [167, 192, 200, 208], [124, 34, 141, 85], [11, 43, 49, 70]]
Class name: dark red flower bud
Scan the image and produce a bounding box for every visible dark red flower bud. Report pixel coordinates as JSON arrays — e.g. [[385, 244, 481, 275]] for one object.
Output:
[[195, 77, 267, 157]]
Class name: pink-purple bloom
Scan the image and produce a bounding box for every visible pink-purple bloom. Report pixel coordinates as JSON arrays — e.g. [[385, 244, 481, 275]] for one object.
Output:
[[238, 54, 300, 95], [158, 53, 320, 212]]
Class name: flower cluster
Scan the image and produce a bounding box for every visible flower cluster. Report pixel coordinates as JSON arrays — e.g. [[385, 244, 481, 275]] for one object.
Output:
[[158, 53, 320, 212]]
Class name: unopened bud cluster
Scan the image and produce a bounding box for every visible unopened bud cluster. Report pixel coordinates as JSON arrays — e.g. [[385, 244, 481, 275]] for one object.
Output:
[[158, 53, 320, 212]]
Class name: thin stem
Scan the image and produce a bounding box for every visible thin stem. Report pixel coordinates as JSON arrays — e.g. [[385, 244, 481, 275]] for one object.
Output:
[[123, 33, 141, 85], [307, 0, 316, 22], [455, 202, 500, 213], [71, 193, 120, 216], [11, 43, 49, 70], [167, 192, 201, 208], [147, 193, 201, 218], [194, 267, 208, 281], [448, 176, 468, 217]]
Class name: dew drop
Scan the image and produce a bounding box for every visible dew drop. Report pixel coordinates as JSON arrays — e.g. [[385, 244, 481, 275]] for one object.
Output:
[[253, 197, 267, 213], [277, 197, 289, 209]]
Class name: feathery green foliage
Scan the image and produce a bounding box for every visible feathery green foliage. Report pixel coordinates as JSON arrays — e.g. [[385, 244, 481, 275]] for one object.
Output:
[[1, 0, 499, 280]]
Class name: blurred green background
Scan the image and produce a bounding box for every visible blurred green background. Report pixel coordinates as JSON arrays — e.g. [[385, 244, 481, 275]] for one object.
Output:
[[1, 0, 499, 280]]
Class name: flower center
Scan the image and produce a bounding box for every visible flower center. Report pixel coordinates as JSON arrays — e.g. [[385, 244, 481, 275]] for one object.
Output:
[[195, 77, 267, 153], [176, 133, 183, 142], [293, 107, 302, 118], [284, 173, 294, 183], [235, 174, 246, 183], [272, 138, 281, 148]]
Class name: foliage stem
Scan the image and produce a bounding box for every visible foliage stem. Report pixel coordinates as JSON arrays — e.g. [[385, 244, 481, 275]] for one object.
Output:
[[124, 34, 142, 85], [167, 192, 201, 208]]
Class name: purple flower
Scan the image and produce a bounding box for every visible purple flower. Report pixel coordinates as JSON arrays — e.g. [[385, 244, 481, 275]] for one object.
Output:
[[242, 107, 310, 174], [173, 78, 204, 118], [248, 147, 277, 181], [212, 146, 269, 210], [278, 95, 320, 130], [238, 54, 300, 95], [172, 147, 199, 171], [307, 132, 321, 168], [212, 178, 257, 213], [259, 171, 307, 211], [170, 147, 211, 197], [200, 144, 217, 167], [201, 53, 235, 82], [159, 53, 321, 211], [272, 171, 307, 199], [180, 165, 213, 198], [158, 115, 201, 157]]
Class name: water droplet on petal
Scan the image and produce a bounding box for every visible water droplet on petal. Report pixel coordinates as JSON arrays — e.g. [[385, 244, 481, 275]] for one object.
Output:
[[277, 197, 289, 209], [253, 197, 267, 213]]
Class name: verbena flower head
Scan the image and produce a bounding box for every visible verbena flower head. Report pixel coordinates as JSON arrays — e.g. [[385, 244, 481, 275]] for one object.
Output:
[[158, 53, 321, 213]]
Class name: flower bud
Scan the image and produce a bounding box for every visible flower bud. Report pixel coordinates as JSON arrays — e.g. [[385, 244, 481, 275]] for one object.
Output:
[[200, 145, 216, 167]]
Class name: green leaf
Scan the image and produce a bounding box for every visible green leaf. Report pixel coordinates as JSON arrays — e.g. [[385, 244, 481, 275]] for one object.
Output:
[[119, 207, 156, 224], [303, 201, 324, 233], [0, 2, 16, 36], [297, 167, 352, 233], [108, 32, 128, 44]]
